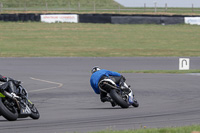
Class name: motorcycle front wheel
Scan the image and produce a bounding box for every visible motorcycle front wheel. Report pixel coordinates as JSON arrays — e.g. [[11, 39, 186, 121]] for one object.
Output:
[[0, 98, 18, 121], [109, 89, 129, 108], [29, 105, 40, 119], [132, 99, 139, 107]]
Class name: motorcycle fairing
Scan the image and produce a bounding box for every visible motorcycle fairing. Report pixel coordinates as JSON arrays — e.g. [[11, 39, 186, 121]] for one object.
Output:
[[0, 93, 5, 98], [20, 104, 31, 115]]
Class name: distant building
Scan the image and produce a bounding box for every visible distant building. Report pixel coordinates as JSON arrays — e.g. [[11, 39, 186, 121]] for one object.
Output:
[[114, 0, 200, 7]]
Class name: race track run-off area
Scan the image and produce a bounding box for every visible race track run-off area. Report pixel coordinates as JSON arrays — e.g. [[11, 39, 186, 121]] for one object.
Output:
[[0, 57, 200, 133]]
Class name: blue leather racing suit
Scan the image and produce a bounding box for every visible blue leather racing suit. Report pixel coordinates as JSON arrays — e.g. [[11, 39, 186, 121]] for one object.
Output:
[[90, 69, 121, 94]]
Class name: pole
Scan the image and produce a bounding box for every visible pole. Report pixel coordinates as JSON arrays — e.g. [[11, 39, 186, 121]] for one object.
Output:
[[78, 2, 80, 12], [93, 1, 96, 13], [68, 2, 71, 12], [0, 3, 2, 12], [192, 4, 194, 12], [46, 2, 48, 12], [165, 3, 167, 12], [154, 2, 157, 13], [24, 2, 27, 11]]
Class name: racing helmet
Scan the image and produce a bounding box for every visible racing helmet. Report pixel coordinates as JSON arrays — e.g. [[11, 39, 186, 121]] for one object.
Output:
[[91, 66, 101, 74]]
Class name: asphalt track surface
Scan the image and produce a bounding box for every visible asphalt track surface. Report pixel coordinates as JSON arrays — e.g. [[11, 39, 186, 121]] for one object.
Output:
[[0, 57, 200, 133]]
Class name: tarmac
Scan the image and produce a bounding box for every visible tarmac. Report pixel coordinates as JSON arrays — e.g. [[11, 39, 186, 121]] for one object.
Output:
[[0, 57, 200, 133]]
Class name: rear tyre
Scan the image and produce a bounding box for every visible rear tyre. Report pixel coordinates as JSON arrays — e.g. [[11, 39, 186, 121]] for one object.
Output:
[[109, 89, 129, 108], [0, 98, 18, 121]]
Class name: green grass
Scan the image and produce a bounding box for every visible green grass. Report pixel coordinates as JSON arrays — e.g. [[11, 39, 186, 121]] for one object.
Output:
[[0, 0, 121, 9], [0, 0, 200, 14], [0, 22, 200, 57], [118, 70, 200, 74], [89, 125, 200, 133], [0, 0, 120, 6]]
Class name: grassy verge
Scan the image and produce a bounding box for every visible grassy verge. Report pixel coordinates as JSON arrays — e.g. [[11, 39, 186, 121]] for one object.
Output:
[[0, 22, 200, 57], [118, 69, 200, 74], [0, 0, 200, 15], [89, 125, 200, 133]]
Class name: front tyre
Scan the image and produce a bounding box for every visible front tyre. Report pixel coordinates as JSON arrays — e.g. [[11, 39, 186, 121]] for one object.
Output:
[[30, 105, 40, 119], [132, 99, 139, 107], [109, 89, 129, 108], [0, 98, 18, 121]]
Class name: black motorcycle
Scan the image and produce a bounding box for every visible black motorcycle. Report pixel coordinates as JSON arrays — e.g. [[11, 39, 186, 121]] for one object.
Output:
[[0, 82, 40, 121], [99, 79, 139, 108]]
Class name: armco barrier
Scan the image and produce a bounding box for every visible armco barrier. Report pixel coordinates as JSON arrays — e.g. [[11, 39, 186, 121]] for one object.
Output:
[[111, 16, 185, 25], [0, 14, 2, 21], [18, 14, 29, 21], [0, 13, 199, 24], [0, 13, 41, 22], [2, 14, 10, 21], [79, 14, 111, 23], [79, 14, 186, 24], [10, 14, 19, 21], [160, 17, 184, 25], [111, 16, 161, 24]]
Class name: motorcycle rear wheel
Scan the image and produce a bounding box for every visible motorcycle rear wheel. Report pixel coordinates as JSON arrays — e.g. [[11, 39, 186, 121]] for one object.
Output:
[[0, 98, 18, 121], [109, 89, 129, 108]]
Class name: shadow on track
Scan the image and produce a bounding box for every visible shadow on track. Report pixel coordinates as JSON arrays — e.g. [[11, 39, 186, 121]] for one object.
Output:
[[0, 118, 32, 122], [76, 107, 134, 110]]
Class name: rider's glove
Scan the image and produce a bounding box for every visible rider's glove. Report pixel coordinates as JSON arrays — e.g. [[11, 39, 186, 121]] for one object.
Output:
[[121, 75, 126, 82], [13, 80, 21, 86], [11, 92, 20, 99], [119, 75, 126, 86]]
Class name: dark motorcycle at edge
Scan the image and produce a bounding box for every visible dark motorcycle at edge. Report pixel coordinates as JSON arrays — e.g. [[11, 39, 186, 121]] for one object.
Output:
[[0, 82, 40, 121], [99, 79, 139, 108]]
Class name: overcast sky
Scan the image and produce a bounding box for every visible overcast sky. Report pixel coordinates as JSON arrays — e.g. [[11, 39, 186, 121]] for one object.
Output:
[[114, 0, 200, 7]]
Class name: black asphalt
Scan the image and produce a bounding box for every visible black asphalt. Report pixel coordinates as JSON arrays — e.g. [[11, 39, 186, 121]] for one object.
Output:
[[0, 57, 200, 133]]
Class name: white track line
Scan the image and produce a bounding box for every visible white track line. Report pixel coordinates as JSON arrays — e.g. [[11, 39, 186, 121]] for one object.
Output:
[[29, 77, 63, 92]]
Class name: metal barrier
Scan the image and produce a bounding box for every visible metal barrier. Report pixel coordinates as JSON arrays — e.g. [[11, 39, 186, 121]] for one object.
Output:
[[0, 13, 199, 25]]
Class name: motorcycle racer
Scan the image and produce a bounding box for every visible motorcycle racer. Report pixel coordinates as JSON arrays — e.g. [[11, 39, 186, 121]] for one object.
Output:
[[0, 74, 21, 98], [90, 66, 137, 107], [0, 74, 40, 121]]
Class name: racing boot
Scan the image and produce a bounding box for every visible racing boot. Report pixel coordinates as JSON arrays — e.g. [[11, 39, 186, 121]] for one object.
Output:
[[110, 100, 116, 107], [101, 96, 111, 102], [101, 96, 116, 107]]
